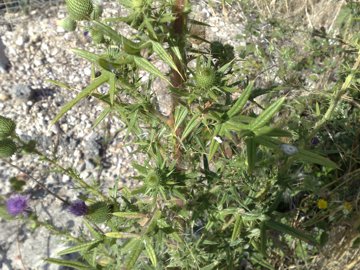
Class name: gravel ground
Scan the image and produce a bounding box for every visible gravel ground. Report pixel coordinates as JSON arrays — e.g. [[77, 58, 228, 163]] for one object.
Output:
[[0, 1, 245, 269]]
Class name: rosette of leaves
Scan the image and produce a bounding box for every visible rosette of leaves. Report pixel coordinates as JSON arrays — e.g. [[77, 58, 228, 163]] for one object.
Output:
[[66, 0, 93, 21], [86, 201, 112, 224], [0, 116, 16, 139]]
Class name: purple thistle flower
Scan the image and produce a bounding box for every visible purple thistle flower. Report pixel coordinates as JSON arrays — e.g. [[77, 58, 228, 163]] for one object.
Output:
[[6, 194, 29, 216], [68, 200, 88, 216], [311, 137, 320, 146]]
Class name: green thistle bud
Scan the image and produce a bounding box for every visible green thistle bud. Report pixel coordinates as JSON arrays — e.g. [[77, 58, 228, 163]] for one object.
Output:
[[0, 116, 16, 139], [90, 28, 104, 44], [90, 5, 103, 20], [195, 67, 216, 89], [59, 17, 77, 32], [0, 139, 17, 158], [86, 201, 112, 224], [66, 0, 93, 21], [146, 171, 160, 188]]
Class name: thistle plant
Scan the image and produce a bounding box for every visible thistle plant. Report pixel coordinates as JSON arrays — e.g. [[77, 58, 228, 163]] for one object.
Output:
[[2, 0, 359, 269]]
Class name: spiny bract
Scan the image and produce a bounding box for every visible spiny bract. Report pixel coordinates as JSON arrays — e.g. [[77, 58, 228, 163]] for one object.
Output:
[[59, 17, 77, 32], [66, 0, 93, 21], [0, 139, 17, 158], [0, 116, 16, 139], [195, 67, 216, 89], [90, 28, 105, 44], [87, 201, 112, 224]]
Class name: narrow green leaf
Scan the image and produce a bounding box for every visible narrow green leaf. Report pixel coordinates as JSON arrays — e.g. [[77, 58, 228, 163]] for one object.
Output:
[[44, 258, 93, 270], [92, 107, 112, 129], [250, 97, 286, 131], [264, 220, 317, 245], [250, 254, 275, 270], [217, 59, 235, 74], [57, 240, 101, 256], [246, 138, 257, 174], [105, 232, 140, 239], [227, 81, 254, 118], [151, 41, 183, 79], [143, 237, 157, 267], [113, 212, 146, 219], [200, 261, 220, 270], [133, 56, 170, 84], [231, 214, 242, 242], [254, 126, 292, 137], [144, 18, 157, 40], [83, 220, 103, 240], [145, 209, 161, 234], [223, 120, 250, 132], [181, 113, 201, 140], [208, 124, 222, 161], [171, 46, 183, 62], [260, 222, 267, 257], [92, 21, 140, 53], [46, 79, 71, 90], [72, 48, 100, 63], [253, 136, 281, 149], [174, 105, 188, 131], [125, 239, 144, 269], [52, 74, 109, 125], [294, 149, 339, 169], [108, 73, 116, 105]]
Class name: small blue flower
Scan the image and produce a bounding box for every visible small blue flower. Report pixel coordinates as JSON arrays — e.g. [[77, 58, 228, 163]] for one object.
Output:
[[311, 137, 320, 145], [68, 200, 88, 216], [6, 194, 30, 216]]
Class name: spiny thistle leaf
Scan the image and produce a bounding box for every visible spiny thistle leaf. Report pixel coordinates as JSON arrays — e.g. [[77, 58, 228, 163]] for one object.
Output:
[[44, 258, 94, 270], [0, 116, 16, 139], [0, 139, 17, 158], [249, 97, 286, 131], [52, 73, 109, 125], [125, 239, 144, 269], [57, 240, 102, 256]]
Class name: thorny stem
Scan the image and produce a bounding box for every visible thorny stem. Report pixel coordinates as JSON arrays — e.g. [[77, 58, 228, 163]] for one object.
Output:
[[169, 0, 188, 166]]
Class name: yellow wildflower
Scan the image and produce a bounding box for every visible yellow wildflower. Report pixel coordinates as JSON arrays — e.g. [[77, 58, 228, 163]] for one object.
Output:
[[317, 199, 328, 209], [343, 201, 352, 212]]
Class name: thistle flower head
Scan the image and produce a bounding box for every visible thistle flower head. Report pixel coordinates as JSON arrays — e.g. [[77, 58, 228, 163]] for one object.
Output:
[[68, 200, 88, 216], [6, 194, 29, 216]]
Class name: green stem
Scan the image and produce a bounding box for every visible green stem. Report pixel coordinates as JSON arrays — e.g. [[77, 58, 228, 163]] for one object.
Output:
[[310, 50, 360, 138]]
